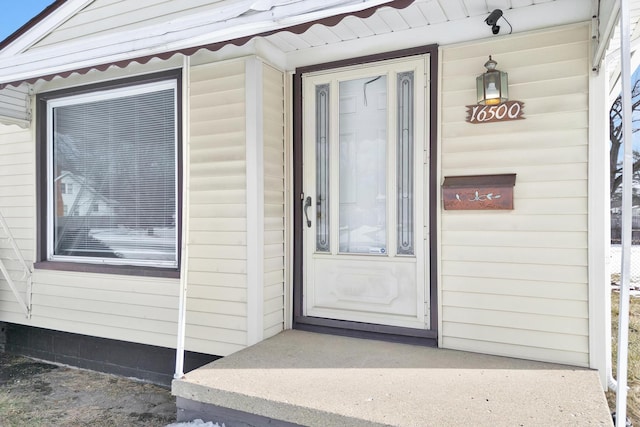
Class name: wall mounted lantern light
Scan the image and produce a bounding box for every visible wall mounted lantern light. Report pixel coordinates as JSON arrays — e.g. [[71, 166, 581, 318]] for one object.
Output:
[[467, 56, 524, 124], [476, 56, 508, 106]]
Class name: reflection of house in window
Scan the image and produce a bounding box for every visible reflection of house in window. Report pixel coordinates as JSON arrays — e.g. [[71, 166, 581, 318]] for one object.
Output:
[[55, 171, 117, 217]]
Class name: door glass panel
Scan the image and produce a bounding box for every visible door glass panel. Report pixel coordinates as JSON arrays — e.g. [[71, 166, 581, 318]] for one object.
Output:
[[316, 84, 330, 252], [397, 72, 414, 255], [338, 75, 387, 254]]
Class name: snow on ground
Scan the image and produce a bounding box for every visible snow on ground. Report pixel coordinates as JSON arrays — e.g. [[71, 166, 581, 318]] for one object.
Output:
[[166, 420, 223, 427]]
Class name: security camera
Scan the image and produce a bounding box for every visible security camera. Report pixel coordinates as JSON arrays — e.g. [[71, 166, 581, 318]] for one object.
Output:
[[485, 9, 503, 27]]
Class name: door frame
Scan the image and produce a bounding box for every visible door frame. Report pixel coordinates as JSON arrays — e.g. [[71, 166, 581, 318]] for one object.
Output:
[[292, 44, 439, 345]]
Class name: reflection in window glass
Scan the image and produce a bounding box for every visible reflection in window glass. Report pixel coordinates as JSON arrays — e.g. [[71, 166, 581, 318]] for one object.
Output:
[[50, 85, 177, 266], [338, 75, 387, 254]]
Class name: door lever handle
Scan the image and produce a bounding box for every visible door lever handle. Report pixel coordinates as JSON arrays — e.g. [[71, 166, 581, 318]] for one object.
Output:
[[303, 196, 312, 228]]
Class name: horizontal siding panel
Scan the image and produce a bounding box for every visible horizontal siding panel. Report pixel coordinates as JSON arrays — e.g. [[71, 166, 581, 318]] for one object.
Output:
[[188, 245, 246, 260], [515, 180, 587, 199], [190, 145, 246, 163], [264, 230, 284, 245], [442, 276, 588, 301], [189, 189, 247, 205], [442, 291, 588, 318], [441, 245, 587, 266], [188, 271, 246, 288], [264, 296, 283, 315], [442, 145, 587, 169], [441, 230, 587, 249], [187, 311, 247, 330], [190, 204, 246, 218], [441, 129, 588, 154], [189, 218, 247, 232], [513, 197, 587, 214], [34, 283, 177, 308], [442, 163, 587, 183], [188, 258, 246, 274], [443, 306, 588, 336], [190, 131, 245, 148], [0, 152, 32, 166], [188, 231, 247, 246], [32, 294, 176, 322], [441, 260, 587, 283], [32, 271, 178, 295], [264, 283, 283, 300], [190, 117, 245, 138], [442, 322, 588, 353], [442, 214, 587, 232], [185, 324, 247, 346], [442, 337, 589, 367], [190, 175, 246, 192], [190, 84, 245, 107], [187, 299, 247, 317], [264, 270, 284, 285], [190, 102, 246, 124], [190, 162, 247, 178], [186, 284, 246, 302], [34, 305, 176, 335]]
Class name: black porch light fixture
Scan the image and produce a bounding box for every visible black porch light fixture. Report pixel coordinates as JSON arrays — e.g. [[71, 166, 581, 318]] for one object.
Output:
[[476, 56, 508, 106]]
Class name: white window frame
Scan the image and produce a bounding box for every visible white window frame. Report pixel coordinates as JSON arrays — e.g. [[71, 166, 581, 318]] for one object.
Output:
[[45, 80, 179, 268]]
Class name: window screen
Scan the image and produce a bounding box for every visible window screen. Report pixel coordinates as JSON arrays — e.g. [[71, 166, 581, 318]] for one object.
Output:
[[49, 83, 177, 267]]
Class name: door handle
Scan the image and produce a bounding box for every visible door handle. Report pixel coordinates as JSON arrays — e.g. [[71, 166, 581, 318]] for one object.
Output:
[[303, 196, 312, 228]]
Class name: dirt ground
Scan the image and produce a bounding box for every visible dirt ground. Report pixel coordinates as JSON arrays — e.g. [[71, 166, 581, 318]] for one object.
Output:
[[0, 352, 176, 427]]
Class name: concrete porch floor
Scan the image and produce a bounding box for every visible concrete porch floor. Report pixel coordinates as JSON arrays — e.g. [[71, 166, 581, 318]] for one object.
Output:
[[172, 330, 612, 426]]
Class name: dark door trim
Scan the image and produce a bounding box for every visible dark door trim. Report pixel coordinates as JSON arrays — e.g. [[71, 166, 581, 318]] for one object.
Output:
[[292, 44, 439, 346]]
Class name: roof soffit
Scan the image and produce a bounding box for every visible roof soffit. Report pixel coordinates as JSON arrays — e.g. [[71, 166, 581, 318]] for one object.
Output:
[[0, 0, 595, 89]]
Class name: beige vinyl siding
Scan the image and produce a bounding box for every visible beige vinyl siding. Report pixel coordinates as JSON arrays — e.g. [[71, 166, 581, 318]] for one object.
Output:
[[186, 59, 248, 356], [262, 64, 285, 339], [0, 124, 33, 320], [439, 23, 590, 366], [0, 123, 180, 348]]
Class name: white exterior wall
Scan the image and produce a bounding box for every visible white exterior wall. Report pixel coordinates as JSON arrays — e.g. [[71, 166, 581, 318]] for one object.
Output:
[[0, 55, 286, 358], [439, 23, 591, 366], [0, 122, 180, 348], [186, 57, 285, 355], [187, 59, 249, 355], [0, 124, 34, 320]]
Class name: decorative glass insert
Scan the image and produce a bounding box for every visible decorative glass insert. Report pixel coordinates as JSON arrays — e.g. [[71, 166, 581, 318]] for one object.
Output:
[[315, 84, 330, 252], [397, 72, 414, 255], [338, 75, 387, 254]]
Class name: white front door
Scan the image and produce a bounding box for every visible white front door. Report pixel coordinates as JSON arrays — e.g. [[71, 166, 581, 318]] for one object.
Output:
[[302, 56, 429, 330]]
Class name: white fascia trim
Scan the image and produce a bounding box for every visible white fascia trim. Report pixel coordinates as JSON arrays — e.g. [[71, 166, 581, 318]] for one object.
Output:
[[0, 0, 93, 58], [246, 57, 265, 346], [0, 0, 392, 85]]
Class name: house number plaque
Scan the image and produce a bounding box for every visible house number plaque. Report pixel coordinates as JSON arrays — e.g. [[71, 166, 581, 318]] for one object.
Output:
[[466, 101, 525, 124]]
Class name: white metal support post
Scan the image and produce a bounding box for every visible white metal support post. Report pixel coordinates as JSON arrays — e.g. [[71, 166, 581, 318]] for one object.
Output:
[[616, 0, 632, 424]]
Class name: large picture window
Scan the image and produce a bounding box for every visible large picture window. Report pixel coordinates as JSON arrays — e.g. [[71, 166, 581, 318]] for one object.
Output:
[[39, 73, 180, 271]]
